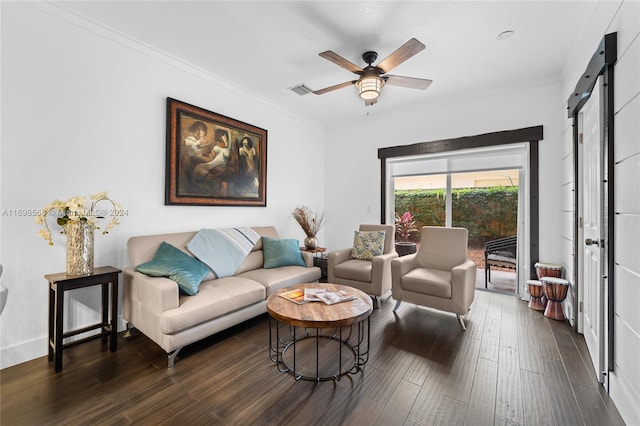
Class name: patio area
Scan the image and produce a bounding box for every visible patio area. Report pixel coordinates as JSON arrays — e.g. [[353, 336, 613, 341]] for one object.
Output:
[[468, 246, 517, 294], [476, 268, 517, 293]]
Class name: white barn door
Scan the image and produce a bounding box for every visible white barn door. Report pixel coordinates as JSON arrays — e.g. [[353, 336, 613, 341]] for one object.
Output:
[[579, 77, 604, 384]]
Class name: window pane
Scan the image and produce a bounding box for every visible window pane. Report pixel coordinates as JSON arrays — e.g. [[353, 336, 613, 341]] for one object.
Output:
[[451, 170, 519, 294], [394, 175, 446, 241], [450, 170, 519, 244]]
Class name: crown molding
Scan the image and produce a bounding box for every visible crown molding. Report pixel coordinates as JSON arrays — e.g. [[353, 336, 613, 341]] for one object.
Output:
[[23, 1, 317, 126]]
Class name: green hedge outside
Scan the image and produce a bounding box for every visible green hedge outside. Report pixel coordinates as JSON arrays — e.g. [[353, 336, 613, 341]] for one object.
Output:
[[395, 187, 518, 246]]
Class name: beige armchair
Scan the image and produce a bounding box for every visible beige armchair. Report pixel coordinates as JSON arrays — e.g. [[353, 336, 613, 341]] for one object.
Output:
[[391, 226, 477, 330], [327, 224, 397, 308]]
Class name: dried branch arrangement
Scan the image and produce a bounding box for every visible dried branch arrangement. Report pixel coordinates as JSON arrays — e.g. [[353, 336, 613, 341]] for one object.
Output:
[[292, 206, 326, 237]]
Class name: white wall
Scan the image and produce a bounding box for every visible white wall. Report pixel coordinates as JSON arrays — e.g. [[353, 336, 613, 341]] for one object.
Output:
[[323, 82, 565, 273], [0, 2, 324, 368], [559, 1, 640, 424], [608, 2, 640, 424]]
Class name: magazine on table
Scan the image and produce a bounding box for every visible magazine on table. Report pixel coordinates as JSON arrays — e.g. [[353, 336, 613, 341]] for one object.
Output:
[[303, 288, 328, 302], [315, 290, 356, 305], [279, 288, 328, 304], [278, 288, 306, 304]]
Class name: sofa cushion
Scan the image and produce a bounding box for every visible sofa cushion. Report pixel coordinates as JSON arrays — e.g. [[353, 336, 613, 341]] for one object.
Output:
[[417, 227, 468, 271], [238, 265, 321, 296], [135, 242, 210, 296], [262, 237, 306, 268], [161, 277, 266, 334], [401, 268, 452, 299], [334, 259, 372, 282], [128, 231, 197, 266], [351, 230, 386, 261]]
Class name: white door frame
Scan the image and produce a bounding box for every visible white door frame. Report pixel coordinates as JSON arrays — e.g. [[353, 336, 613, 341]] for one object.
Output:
[[382, 141, 538, 300], [379, 128, 542, 285], [567, 33, 616, 388]]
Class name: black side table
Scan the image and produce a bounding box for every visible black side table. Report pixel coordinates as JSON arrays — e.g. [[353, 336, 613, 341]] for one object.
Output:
[[313, 254, 328, 283], [301, 247, 328, 283], [45, 266, 121, 372]]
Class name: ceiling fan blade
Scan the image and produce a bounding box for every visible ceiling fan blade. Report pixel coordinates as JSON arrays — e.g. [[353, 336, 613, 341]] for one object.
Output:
[[376, 38, 426, 73], [312, 80, 356, 95], [319, 51, 363, 74], [384, 75, 433, 90]]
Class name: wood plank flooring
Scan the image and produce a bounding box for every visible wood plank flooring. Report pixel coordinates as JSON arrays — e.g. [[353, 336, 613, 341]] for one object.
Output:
[[0, 290, 627, 425]]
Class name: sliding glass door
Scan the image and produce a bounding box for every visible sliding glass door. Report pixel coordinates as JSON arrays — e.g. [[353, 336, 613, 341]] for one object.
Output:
[[391, 151, 524, 295]]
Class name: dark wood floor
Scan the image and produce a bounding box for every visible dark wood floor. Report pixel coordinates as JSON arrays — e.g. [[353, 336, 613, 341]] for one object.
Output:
[[0, 290, 626, 425]]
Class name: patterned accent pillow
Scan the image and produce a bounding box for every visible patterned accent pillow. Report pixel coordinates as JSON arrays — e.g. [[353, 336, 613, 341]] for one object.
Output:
[[351, 230, 386, 261]]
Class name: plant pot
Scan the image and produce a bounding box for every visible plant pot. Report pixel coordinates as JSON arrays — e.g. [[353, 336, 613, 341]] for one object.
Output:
[[395, 241, 417, 257]]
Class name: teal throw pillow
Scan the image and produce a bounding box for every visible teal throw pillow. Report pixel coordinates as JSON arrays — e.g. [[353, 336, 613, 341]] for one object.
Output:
[[135, 241, 211, 296], [262, 237, 306, 269], [351, 230, 386, 261]]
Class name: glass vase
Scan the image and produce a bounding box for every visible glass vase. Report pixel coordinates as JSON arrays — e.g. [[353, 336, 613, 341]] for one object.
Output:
[[65, 221, 94, 276]]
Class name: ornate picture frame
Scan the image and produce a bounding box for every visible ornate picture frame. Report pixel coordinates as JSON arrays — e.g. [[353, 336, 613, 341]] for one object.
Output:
[[165, 98, 267, 206]]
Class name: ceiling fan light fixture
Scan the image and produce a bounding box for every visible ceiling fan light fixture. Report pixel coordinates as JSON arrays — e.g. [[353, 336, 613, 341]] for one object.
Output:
[[357, 75, 383, 100], [314, 38, 429, 105]]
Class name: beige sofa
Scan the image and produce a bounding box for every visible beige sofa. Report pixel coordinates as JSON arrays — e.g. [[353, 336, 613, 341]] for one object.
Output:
[[123, 226, 321, 366]]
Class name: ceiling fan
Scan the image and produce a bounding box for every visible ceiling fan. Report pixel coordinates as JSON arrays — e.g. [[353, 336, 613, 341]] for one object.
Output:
[[313, 38, 432, 106]]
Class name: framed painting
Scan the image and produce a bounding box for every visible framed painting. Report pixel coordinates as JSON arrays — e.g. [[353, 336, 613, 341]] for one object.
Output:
[[165, 98, 267, 206]]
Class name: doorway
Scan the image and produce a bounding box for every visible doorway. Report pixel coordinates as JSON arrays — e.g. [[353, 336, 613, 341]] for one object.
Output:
[[567, 33, 616, 389], [378, 127, 543, 298], [394, 169, 520, 294]]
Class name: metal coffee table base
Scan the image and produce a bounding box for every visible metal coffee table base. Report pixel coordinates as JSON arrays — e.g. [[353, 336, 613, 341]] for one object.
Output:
[[269, 317, 370, 381]]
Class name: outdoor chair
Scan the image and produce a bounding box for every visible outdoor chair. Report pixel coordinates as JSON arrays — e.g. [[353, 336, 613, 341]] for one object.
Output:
[[484, 236, 517, 288]]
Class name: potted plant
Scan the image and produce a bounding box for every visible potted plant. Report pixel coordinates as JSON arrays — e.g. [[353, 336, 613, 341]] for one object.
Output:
[[395, 211, 419, 256], [292, 206, 326, 250], [35, 192, 123, 275]]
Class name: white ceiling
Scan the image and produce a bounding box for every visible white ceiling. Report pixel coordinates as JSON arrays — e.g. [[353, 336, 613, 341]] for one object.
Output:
[[54, 1, 596, 125]]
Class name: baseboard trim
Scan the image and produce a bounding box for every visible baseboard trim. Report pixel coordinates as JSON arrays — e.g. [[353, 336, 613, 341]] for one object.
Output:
[[0, 336, 48, 369], [609, 371, 640, 426], [1, 314, 127, 370]]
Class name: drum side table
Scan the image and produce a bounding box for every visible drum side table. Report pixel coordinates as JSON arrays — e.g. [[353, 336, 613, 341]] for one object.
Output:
[[541, 277, 569, 321], [526, 280, 545, 311]]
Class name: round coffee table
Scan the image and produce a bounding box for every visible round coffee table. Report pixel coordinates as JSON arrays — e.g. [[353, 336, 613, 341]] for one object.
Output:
[[267, 283, 373, 381]]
